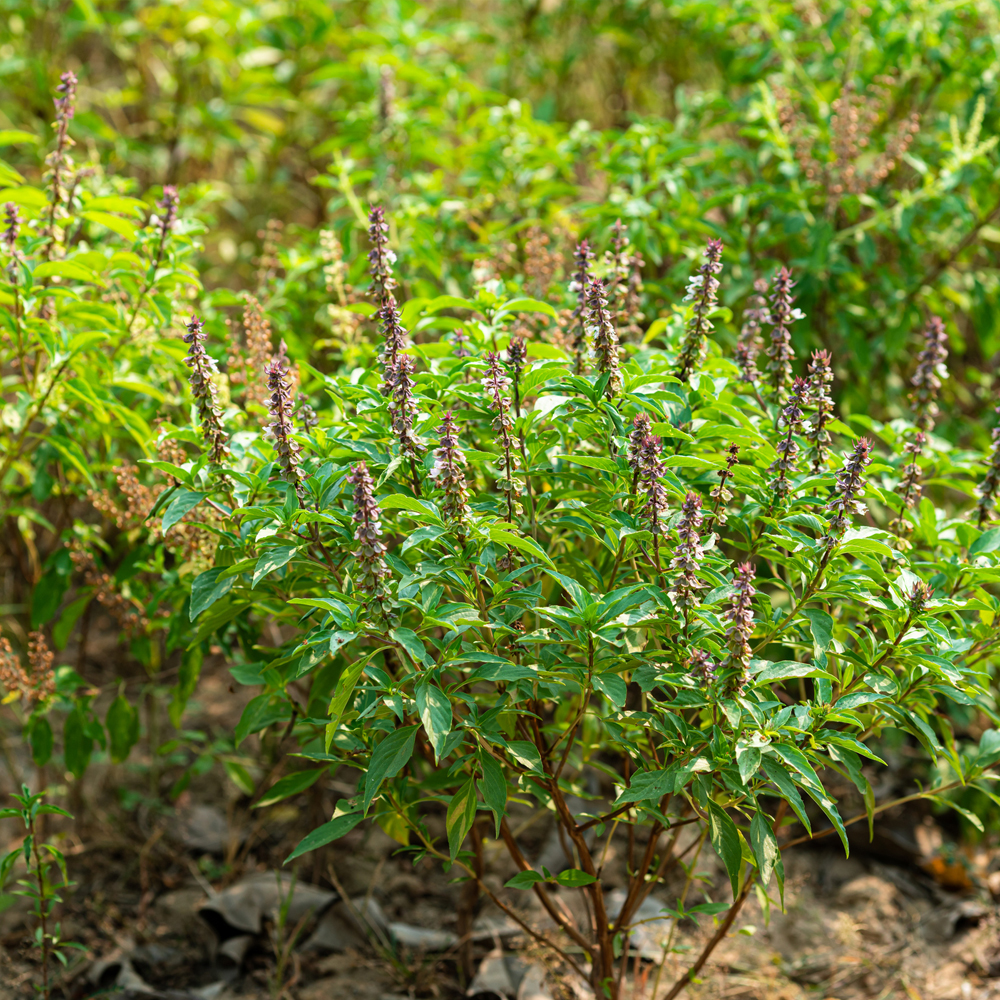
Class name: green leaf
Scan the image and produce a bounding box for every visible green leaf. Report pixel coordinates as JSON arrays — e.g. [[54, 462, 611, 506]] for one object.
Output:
[[28, 718, 53, 767], [52, 594, 91, 651], [478, 750, 507, 838], [593, 673, 627, 708], [497, 297, 557, 319], [253, 545, 297, 587], [80, 210, 138, 242], [488, 528, 556, 568], [285, 807, 365, 862], [63, 708, 92, 779], [106, 696, 140, 763], [760, 758, 811, 835], [162, 490, 206, 535], [772, 745, 848, 854], [753, 661, 836, 684], [224, 760, 256, 796], [557, 454, 619, 473], [33, 260, 97, 282], [47, 435, 96, 486], [970, 528, 1000, 556], [416, 682, 452, 762], [554, 869, 597, 887], [377, 494, 442, 523], [234, 694, 270, 746], [614, 767, 673, 804], [257, 769, 324, 808], [0, 130, 40, 145], [169, 646, 203, 728], [737, 747, 761, 785], [707, 801, 743, 898], [804, 609, 833, 652], [391, 627, 429, 666], [363, 727, 418, 814], [446, 776, 478, 858], [189, 567, 235, 620], [504, 870, 546, 890], [327, 650, 384, 741], [505, 740, 544, 773], [750, 810, 783, 902]]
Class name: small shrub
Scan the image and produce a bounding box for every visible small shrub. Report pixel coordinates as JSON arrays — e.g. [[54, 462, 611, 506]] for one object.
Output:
[[175, 209, 1000, 997]]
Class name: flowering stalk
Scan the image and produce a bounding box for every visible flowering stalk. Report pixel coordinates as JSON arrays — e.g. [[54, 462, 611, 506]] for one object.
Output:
[[723, 562, 756, 691], [152, 185, 179, 273], [482, 353, 523, 530], [348, 461, 391, 609], [825, 437, 873, 543], [888, 431, 925, 536], [431, 411, 472, 540], [910, 316, 948, 432], [183, 316, 230, 464], [585, 276, 622, 400], [735, 278, 769, 385], [687, 648, 716, 687], [670, 492, 706, 630], [638, 433, 669, 584], [42, 70, 77, 260], [3, 203, 24, 368], [570, 240, 594, 375], [805, 349, 835, 473], [765, 267, 802, 399], [382, 354, 424, 494], [675, 239, 723, 382], [606, 219, 644, 340], [368, 205, 408, 373], [128, 185, 180, 332], [976, 408, 1000, 527], [507, 335, 528, 417], [705, 443, 740, 534], [265, 357, 304, 495], [506, 335, 537, 536], [768, 376, 808, 506]]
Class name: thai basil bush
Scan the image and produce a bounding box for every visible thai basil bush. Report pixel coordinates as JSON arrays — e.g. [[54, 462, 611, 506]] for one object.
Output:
[[0, 74, 207, 778], [167, 208, 1000, 998]]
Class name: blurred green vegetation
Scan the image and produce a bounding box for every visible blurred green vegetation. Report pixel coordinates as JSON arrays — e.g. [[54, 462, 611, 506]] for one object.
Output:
[[2, 1, 1000, 420]]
